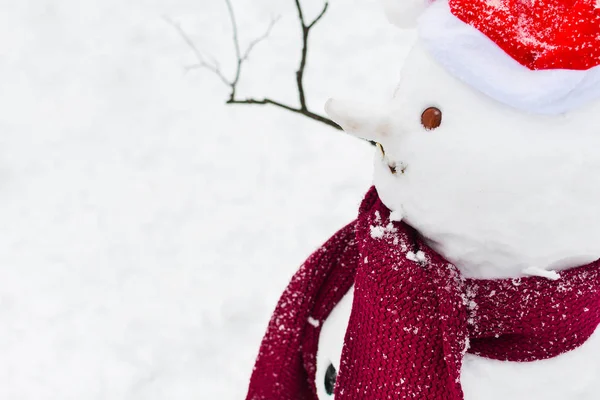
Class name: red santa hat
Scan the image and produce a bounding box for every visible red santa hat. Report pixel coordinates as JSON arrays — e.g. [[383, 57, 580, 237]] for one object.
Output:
[[382, 0, 600, 114]]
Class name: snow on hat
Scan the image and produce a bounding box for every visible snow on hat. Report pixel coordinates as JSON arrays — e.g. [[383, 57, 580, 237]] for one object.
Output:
[[383, 0, 600, 114]]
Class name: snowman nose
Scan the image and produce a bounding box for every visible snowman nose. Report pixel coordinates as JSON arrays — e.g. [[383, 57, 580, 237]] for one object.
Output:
[[325, 98, 392, 142]]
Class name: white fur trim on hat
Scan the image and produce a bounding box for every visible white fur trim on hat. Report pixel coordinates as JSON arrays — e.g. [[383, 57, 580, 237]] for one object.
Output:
[[418, 1, 600, 114]]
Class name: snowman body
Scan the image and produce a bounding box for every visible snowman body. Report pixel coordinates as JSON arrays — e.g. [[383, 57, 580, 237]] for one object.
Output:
[[316, 1, 600, 396]]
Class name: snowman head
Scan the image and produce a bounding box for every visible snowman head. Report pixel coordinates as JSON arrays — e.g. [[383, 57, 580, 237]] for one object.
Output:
[[326, 0, 600, 279]]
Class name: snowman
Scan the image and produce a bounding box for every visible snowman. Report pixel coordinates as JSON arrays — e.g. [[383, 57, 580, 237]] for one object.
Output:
[[246, 0, 600, 399]]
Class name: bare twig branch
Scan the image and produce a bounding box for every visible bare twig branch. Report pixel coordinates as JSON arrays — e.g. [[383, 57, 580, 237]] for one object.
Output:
[[167, 0, 342, 131], [223, 0, 243, 96], [224, 0, 242, 62], [164, 16, 231, 86], [293, 1, 330, 111], [241, 16, 281, 62], [227, 98, 341, 130], [308, 2, 329, 29]]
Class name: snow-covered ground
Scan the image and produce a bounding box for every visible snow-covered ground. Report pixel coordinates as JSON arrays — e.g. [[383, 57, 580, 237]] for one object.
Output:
[[0, 0, 410, 398]]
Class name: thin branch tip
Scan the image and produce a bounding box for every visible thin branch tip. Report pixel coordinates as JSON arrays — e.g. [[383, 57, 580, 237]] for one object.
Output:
[[309, 2, 330, 29]]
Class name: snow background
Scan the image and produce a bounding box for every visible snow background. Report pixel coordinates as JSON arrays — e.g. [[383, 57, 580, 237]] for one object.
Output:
[[0, 0, 411, 398]]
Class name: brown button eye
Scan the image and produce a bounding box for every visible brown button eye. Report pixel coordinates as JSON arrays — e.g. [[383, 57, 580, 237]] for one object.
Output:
[[421, 107, 442, 130]]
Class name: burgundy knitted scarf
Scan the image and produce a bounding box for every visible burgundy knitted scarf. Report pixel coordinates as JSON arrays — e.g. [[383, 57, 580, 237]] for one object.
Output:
[[246, 187, 600, 400]]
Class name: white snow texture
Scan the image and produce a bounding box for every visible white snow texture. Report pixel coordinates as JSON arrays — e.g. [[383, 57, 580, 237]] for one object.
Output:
[[0, 0, 406, 399]]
